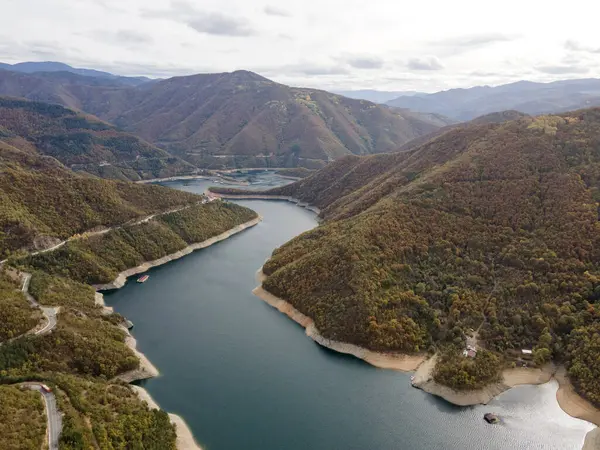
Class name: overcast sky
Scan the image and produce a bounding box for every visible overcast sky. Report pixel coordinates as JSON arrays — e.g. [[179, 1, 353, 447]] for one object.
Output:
[[2, 0, 599, 92]]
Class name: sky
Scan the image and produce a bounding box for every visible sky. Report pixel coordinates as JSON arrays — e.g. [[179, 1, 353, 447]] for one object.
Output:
[[1, 0, 599, 92]]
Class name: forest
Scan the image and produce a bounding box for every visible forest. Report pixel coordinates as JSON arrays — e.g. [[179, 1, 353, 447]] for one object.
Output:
[[0, 97, 195, 181], [0, 270, 40, 342], [259, 109, 600, 402], [0, 144, 201, 258], [0, 198, 256, 446], [0, 96, 260, 448], [19, 201, 258, 284], [0, 385, 46, 450], [0, 269, 178, 447]]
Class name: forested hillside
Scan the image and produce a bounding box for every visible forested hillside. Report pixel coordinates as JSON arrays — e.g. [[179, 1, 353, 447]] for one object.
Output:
[[0, 70, 447, 169], [0, 137, 204, 259], [20, 201, 258, 284], [254, 108, 600, 403], [0, 97, 195, 181], [0, 119, 258, 447], [0, 267, 178, 448]]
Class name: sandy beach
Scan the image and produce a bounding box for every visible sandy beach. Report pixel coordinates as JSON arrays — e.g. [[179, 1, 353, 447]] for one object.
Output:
[[93, 216, 262, 291]]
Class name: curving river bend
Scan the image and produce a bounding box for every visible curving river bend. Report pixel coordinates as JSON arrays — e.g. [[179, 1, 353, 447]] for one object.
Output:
[[105, 176, 593, 450]]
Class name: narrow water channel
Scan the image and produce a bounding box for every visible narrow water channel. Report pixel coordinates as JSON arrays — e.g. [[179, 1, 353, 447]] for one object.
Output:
[[104, 177, 593, 450]]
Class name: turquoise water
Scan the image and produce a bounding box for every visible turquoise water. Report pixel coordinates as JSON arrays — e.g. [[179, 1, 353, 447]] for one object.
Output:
[[105, 178, 593, 450]]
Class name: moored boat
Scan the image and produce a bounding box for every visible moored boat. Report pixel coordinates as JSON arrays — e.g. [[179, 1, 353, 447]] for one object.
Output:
[[137, 275, 149, 283], [484, 413, 500, 424]]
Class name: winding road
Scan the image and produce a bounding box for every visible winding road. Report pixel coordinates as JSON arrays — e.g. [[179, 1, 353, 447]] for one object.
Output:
[[22, 383, 62, 450], [20, 272, 59, 335]]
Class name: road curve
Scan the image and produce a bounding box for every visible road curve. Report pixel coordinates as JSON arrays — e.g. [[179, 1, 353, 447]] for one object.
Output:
[[23, 383, 62, 450], [20, 272, 59, 335]]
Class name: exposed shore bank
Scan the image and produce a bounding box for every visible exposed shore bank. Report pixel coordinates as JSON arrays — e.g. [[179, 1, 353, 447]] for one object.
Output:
[[96, 289, 200, 449], [136, 175, 209, 184], [136, 174, 248, 186], [253, 269, 424, 372], [93, 216, 262, 291], [211, 193, 322, 215], [254, 266, 600, 447], [132, 386, 203, 450], [411, 354, 556, 406], [93, 217, 263, 449]]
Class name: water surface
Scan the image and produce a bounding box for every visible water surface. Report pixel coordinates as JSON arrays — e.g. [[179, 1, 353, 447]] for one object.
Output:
[[105, 178, 593, 450]]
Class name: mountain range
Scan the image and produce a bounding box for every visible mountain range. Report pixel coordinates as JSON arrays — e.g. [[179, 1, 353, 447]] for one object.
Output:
[[334, 89, 421, 103], [0, 61, 150, 86], [0, 65, 451, 170], [0, 97, 195, 181], [386, 78, 600, 120]]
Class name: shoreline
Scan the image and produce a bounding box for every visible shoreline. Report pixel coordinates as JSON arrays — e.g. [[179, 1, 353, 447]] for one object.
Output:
[[93, 217, 262, 449], [254, 266, 600, 446], [93, 216, 262, 291], [211, 193, 321, 215], [95, 291, 201, 450], [411, 354, 557, 406], [136, 175, 209, 184], [131, 386, 202, 450], [253, 269, 423, 372]]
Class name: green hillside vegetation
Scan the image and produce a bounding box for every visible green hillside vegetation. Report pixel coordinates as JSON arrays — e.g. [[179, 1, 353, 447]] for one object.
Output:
[[54, 375, 177, 450], [433, 349, 502, 390], [0, 70, 448, 169], [0, 97, 195, 181], [19, 201, 258, 284], [0, 385, 45, 450], [257, 108, 600, 403], [0, 270, 40, 342], [274, 167, 315, 178], [0, 99, 260, 447], [0, 272, 176, 447], [0, 147, 201, 258]]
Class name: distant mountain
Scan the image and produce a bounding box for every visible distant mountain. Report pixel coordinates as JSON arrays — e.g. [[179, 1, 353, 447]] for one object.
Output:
[[386, 78, 600, 120], [334, 89, 421, 104], [0, 61, 151, 86], [0, 70, 448, 170], [0, 97, 195, 181]]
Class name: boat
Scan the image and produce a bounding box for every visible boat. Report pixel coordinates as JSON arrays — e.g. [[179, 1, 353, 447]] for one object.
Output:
[[137, 275, 149, 283], [484, 413, 500, 424]]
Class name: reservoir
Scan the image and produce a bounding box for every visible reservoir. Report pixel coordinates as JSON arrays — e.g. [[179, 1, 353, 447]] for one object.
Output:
[[105, 176, 593, 450]]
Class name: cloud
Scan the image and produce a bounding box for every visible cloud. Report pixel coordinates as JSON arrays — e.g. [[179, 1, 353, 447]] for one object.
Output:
[[565, 40, 600, 54], [407, 56, 443, 71], [430, 33, 517, 56], [443, 33, 515, 47], [86, 30, 153, 46], [264, 5, 291, 17], [114, 30, 152, 45], [346, 56, 384, 69], [188, 12, 254, 36], [143, 1, 255, 37], [535, 65, 590, 75], [258, 62, 349, 76]]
